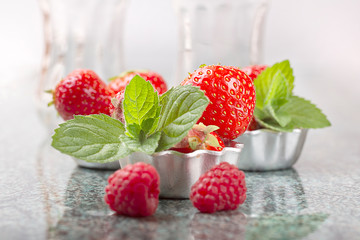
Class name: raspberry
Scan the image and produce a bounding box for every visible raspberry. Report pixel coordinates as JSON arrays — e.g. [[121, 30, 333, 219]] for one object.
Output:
[[104, 162, 160, 217], [190, 162, 247, 213]]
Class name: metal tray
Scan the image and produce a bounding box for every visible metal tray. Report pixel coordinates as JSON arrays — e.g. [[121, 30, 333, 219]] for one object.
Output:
[[234, 129, 308, 171], [119, 142, 244, 199]]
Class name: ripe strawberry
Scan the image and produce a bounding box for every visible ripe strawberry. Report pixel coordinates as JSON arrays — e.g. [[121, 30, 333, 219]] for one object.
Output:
[[108, 70, 167, 95], [242, 65, 268, 131], [181, 65, 256, 140], [52, 69, 114, 120], [190, 162, 247, 213], [170, 123, 225, 153], [247, 117, 260, 131], [241, 65, 267, 81], [109, 90, 125, 124]]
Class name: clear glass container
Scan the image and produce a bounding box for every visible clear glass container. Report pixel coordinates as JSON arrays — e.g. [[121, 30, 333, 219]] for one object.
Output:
[[37, 0, 128, 129], [173, 0, 269, 84]]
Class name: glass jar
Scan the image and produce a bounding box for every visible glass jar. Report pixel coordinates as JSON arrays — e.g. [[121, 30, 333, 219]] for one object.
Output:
[[173, 0, 269, 84], [37, 0, 128, 129]]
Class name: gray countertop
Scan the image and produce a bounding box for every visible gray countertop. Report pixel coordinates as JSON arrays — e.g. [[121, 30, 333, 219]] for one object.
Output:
[[1, 70, 359, 240]]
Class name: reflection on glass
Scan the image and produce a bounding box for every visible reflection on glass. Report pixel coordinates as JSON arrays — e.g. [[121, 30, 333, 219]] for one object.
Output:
[[37, 136, 328, 240], [244, 213, 328, 240], [189, 169, 328, 240], [241, 169, 307, 215]]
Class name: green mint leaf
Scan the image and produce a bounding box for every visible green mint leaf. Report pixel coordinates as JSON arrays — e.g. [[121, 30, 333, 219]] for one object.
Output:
[[51, 114, 131, 163], [123, 75, 160, 128], [159, 87, 174, 104], [255, 107, 292, 131], [256, 117, 294, 132], [120, 132, 161, 155], [141, 118, 156, 133], [265, 102, 292, 127], [156, 85, 209, 152], [277, 96, 331, 129], [126, 123, 141, 138], [254, 60, 294, 110]]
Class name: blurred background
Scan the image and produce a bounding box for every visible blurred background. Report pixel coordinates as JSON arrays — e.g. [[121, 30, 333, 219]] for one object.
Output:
[[0, 0, 359, 136]]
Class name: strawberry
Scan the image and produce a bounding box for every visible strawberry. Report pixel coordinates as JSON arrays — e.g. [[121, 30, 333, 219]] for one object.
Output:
[[241, 65, 267, 81], [52, 69, 114, 120], [109, 90, 125, 123], [108, 70, 167, 95], [206, 132, 225, 151], [242, 65, 268, 131], [170, 123, 225, 153], [181, 65, 256, 140], [247, 117, 260, 131]]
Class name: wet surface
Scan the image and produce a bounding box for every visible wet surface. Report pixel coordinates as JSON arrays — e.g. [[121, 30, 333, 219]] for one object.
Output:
[[1, 71, 359, 240]]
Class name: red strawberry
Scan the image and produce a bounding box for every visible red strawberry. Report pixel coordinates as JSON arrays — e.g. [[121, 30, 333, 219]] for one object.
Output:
[[247, 117, 260, 131], [170, 123, 225, 153], [242, 65, 268, 131], [108, 70, 167, 95], [241, 65, 267, 81], [181, 65, 256, 140], [52, 69, 114, 120], [109, 90, 125, 123]]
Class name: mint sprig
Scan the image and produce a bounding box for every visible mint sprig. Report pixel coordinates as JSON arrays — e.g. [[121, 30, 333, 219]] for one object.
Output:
[[51, 76, 209, 163], [254, 60, 331, 132]]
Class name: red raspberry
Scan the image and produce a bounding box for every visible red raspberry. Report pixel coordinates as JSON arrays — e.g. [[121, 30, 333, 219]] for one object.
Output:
[[104, 162, 160, 217], [190, 162, 247, 213]]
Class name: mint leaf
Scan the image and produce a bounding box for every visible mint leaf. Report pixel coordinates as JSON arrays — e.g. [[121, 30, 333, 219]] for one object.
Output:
[[265, 103, 292, 127], [156, 85, 209, 151], [256, 117, 294, 132], [277, 96, 331, 129], [254, 60, 294, 110], [253, 59, 330, 131], [126, 123, 141, 138], [51, 114, 131, 163], [141, 118, 156, 133], [120, 132, 161, 154], [123, 75, 160, 128]]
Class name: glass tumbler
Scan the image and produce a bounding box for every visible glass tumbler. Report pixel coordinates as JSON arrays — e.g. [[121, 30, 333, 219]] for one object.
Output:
[[173, 0, 269, 84], [37, 0, 128, 129]]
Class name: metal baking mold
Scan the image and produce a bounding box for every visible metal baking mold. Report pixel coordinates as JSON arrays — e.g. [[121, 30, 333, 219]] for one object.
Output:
[[119, 142, 244, 199], [234, 129, 308, 171]]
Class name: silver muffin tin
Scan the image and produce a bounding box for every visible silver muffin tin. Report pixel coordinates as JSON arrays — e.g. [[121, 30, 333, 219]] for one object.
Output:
[[234, 128, 308, 171], [119, 142, 244, 199]]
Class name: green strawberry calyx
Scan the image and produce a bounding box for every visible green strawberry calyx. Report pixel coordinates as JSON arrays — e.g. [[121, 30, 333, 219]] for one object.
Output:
[[187, 123, 221, 150]]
